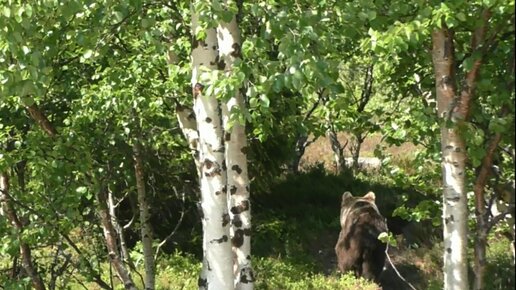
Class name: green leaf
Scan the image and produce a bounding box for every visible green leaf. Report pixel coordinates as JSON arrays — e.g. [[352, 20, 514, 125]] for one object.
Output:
[[141, 18, 154, 28], [456, 12, 466, 22], [259, 94, 270, 108], [83, 49, 94, 59], [2, 7, 11, 17], [76, 186, 88, 194], [378, 232, 397, 247], [113, 10, 125, 22], [367, 10, 377, 20]]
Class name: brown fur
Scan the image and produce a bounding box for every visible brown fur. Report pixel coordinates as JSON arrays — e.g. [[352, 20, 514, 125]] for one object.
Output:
[[335, 191, 387, 282]]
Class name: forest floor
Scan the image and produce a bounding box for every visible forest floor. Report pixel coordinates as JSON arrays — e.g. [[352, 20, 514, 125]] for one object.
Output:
[[62, 133, 514, 290], [300, 132, 418, 173], [275, 133, 514, 290], [289, 134, 437, 289]]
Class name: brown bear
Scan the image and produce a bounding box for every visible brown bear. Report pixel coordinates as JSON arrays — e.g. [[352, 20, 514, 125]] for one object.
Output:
[[335, 191, 387, 282]]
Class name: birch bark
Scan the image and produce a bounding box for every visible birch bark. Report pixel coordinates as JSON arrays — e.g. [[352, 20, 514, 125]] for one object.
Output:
[[432, 27, 469, 290], [133, 137, 155, 290], [191, 6, 234, 289], [217, 7, 255, 289]]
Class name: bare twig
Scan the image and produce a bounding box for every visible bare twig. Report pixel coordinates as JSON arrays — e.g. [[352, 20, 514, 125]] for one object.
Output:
[[154, 186, 186, 261], [384, 243, 418, 290]]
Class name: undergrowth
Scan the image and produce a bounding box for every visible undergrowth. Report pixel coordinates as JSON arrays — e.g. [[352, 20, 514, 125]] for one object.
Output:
[[2, 165, 514, 289]]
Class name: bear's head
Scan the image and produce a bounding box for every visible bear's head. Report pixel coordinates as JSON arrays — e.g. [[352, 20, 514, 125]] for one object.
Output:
[[339, 191, 379, 228]]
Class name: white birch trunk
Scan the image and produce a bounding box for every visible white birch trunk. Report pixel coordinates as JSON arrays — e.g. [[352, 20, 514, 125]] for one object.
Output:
[[191, 6, 234, 290], [217, 9, 255, 289], [432, 28, 469, 290], [133, 139, 155, 290]]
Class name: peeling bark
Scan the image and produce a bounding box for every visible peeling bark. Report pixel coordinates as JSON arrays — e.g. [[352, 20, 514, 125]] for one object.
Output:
[[217, 7, 254, 289], [432, 26, 469, 290]]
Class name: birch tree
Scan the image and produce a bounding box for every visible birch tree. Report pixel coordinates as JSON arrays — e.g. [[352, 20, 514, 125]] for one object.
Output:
[[191, 3, 234, 288], [432, 25, 470, 290], [133, 127, 155, 290], [216, 2, 254, 287]]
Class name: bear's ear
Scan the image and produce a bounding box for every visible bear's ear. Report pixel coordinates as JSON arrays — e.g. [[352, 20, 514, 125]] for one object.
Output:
[[363, 191, 376, 201], [342, 191, 354, 206]]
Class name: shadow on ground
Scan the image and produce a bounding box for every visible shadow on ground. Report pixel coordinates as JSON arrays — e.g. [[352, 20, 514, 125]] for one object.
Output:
[[252, 168, 438, 289]]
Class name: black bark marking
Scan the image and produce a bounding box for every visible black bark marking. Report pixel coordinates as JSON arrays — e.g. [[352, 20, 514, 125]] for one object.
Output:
[[222, 160, 227, 171], [446, 196, 460, 202], [204, 159, 213, 170], [187, 111, 196, 120], [205, 117, 212, 123], [232, 165, 242, 174], [230, 185, 237, 195], [192, 39, 199, 48], [243, 228, 251, 236], [240, 146, 250, 155], [193, 83, 203, 97], [222, 185, 227, 194], [214, 147, 225, 153], [222, 213, 230, 227], [217, 58, 226, 70], [232, 215, 242, 227], [454, 147, 462, 152], [212, 45, 217, 50], [245, 185, 250, 193], [231, 43, 242, 58], [211, 235, 228, 244], [198, 278, 207, 288], [240, 266, 255, 283], [232, 229, 244, 247], [200, 40, 208, 47], [204, 167, 222, 177], [225, 132, 231, 141], [231, 200, 249, 214], [447, 248, 452, 253], [215, 190, 222, 195]]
